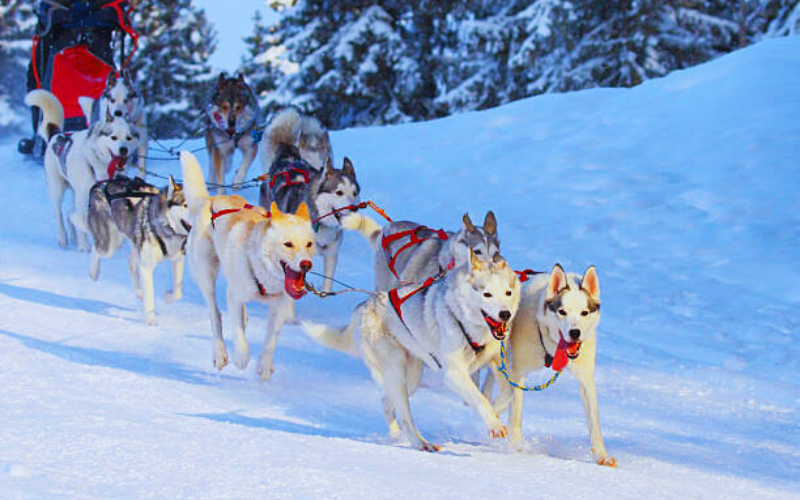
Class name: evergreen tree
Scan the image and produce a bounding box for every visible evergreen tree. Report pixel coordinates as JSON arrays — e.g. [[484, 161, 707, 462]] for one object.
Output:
[[129, 0, 217, 138], [241, 10, 281, 105], [0, 1, 36, 131]]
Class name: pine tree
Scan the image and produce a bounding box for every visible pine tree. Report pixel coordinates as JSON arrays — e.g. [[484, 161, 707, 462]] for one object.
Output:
[[0, 1, 36, 131], [241, 10, 281, 105], [129, 0, 217, 138]]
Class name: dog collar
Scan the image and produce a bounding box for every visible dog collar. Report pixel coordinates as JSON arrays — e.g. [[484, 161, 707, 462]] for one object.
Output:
[[452, 312, 485, 354]]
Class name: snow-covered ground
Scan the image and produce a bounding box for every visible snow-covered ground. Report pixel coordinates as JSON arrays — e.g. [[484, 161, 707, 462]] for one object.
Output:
[[1, 37, 798, 499]]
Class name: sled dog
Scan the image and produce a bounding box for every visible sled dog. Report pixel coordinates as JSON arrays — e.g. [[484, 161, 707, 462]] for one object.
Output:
[[260, 108, 333, 172], [87, 175, 191, 325], [343, 210, 500, 291], [260, 141, 361, 292], [492, 264, 616, 467], [181, 151, 315, 380], [303, 250, 521, 451], [205, 73, 260, 190], [79, 69, 148, 176], [26, 89, 140, 251]]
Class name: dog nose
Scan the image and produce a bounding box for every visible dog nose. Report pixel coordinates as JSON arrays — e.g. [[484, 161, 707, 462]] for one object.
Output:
[[114, 110, 123, 117], [569, 329, 581, 340], [498, 310, 511, 322], [299, 260, 312, 272], [119, 146, 128, 156]]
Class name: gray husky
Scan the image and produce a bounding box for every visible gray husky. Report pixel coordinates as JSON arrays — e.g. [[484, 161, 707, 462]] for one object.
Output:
[[260, 143, 362, 292], [260, 108, 333, 172], [344, 211, 500, 291], [87, 175, 191, 325], [205, 73, 260, 190]]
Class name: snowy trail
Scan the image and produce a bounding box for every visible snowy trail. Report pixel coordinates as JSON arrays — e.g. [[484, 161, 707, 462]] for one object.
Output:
[[1, 38, 799, 499]]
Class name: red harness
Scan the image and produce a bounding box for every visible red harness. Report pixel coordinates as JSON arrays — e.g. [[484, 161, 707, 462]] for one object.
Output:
[[388, 276, 436, 321], [381, 225, 449, 279], [269, 166, 310, 190], [515, 269, 543, 283], [210, 203, 270, 228]]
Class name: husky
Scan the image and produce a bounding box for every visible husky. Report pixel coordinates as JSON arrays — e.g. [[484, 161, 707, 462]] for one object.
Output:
[[491, 264, 616, 467], [343, 210, 500, 291], [26, 89, 140, 251], [259, 140, 361, 292], [260, 108, 333, 172], [87, 175, 191, 325], [181, 151, 315, 379], [205, 73, 260, 191], [79, 69, 148, 176], [303, 250, 521, 451]]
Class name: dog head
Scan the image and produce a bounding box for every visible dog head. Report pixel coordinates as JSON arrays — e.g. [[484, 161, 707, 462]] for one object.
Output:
[[314, 157, 360, 228], [449, 211, 500, 269], [461, 250, 521, 340], [263, 202, 316, 300], [542, 264, 601, 346], [211, 73, 254, 135], [298, 115, 332, 170], [93, 109, 140, 163], [162, 175, 191, 235], [103, 69, 139, 119]]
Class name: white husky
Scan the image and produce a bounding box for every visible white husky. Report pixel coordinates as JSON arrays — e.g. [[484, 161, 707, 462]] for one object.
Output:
[[492, 264, 616, 467], [181, 151, 316, 380], [303, 250, 521, 451], [26, 89, 140, 251]]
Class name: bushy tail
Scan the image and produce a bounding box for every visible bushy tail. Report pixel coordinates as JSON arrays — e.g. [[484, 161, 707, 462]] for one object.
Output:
[[342, 212, 382, 250], [25, 90, 63, 142], [301, 318, 359, 357], [264, 108, 300, 166], [180, 151, 210, 212]]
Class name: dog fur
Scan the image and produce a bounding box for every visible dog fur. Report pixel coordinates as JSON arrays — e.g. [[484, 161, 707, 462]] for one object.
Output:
[[87, 175, 191, 325], [260, 108, 333, 172], [26, 89, 140, 251], [205, 73, 260, 191], [181, 151, 315, 380], [79, 69, 148, 175], [491, 264, 616, 467], [302, 250, 521, 451]]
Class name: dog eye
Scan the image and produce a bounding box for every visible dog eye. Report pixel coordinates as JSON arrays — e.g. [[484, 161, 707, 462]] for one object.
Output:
[[283, 242, 294, 248], [111, 135, 118, 140], [126, 136, 132, 141], [306, 242, 313, 248], [109, 98, 115, 103], [558, 309, 567, 316], [505, 291, 512, 296], [483, 292, 492, 298], [581, 310, 589, 316], [474, 249, 482, 255], [336, 190, 343, 196]]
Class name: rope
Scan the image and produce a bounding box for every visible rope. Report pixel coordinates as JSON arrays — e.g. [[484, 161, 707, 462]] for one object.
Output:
[[313, 200, 394, 224], [143, 170, 269, 190], [303, 271, 377, 299], [497, 339, 561, 392]]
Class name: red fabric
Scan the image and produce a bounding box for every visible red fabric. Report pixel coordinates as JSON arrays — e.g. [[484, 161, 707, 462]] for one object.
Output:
[[50, 45, 113, 120], [31, 36, 41, 89]]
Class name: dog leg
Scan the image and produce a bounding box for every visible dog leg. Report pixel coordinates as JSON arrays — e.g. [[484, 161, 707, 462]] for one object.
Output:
[[128, 250, 142, 300], [443, 365, 507, 440], [381, 396, 401, 440], [570, 349, 615, 467], [322, 249, 339, 294], [88, 247, 101, 281], [506, 384, 525, 450], [138, 251, 158, 326], [232, 138, 257, 187], [226, 289, 250, 370], [257, 295, 294, 381], [164, 254, 184, 303], [46, 169, 69, 247], [196, 259, 226, 370]]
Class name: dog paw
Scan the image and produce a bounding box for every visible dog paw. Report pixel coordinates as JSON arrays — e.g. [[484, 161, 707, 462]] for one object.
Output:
[[508, 430, 524, 451], [489, 422, 508, 440], [340, 212, 361, 230], [145, 315, 158, 326], [233, 342, 250, 370], [213, 346, 229, 370], [257, 361, 275, 381], [596, 456, 617, 468], [418, 441, 441, 452], [57, 237, 68, 248], [164, 290, 182, 303]]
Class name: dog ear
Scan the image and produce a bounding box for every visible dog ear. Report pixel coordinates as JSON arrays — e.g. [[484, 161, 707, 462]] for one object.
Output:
[[237, 73, 245, 84], [483, 210, 497, 235], [325, 157, 334, 176], [167, 175, 177, 197], [469, 248, 483, 272], [270, 202, 284, 221], [105, 106, 114, 123], [580, 265, 600, 303], [546, 264, 569, 301], [462, 213, 476, 233], [107, 71, 117, 87], [294, 202, 310, 221], [216, 72, 226, 88], [342, 157, 355, 178]]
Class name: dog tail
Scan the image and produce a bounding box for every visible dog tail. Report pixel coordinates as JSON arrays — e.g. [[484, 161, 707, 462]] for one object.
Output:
[[264, 108, 300, 167], [180, 151, 210, 212], [25, 90, 63, 142], [341, 212, 382, 250], [301, 317, 359, 357]]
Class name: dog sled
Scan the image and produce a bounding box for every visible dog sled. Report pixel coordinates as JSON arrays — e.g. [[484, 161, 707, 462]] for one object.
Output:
[[18, 0, 138, 159]]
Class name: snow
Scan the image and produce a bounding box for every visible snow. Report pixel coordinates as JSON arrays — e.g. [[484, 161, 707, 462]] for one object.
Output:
[[1, 36, 799, 499]]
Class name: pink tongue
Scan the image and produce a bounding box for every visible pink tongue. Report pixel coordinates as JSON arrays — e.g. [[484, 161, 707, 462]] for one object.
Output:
[[552, 337, 572, 372], [283, 266, 307, 300], [107, 157, 124, 179]]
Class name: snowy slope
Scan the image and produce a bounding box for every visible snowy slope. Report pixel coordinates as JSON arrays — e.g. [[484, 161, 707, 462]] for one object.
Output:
[[1, 37, 798, 500]]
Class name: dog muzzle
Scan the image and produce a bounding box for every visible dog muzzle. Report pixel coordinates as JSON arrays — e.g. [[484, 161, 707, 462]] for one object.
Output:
[[551, 333, 582, 371], [281, 260, 311, 300], [481, 310, 508, 341]]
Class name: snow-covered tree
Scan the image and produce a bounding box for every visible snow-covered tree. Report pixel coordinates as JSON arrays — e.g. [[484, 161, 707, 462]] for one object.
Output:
[[0, 1, 35, 131], [129, 0, 217, 138]]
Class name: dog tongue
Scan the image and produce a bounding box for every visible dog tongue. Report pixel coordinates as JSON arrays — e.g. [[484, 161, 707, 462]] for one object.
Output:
[[552, 337, 573, 372], [283, 265, 307, 300], [107, 156, 126, 179]]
